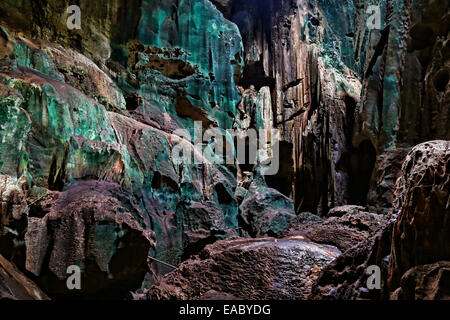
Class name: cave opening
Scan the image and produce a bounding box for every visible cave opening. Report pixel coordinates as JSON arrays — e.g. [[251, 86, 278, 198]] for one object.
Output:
[[349, 140, 376, 205], [265, 141, 294, 198], [337, 139, 377, 206]]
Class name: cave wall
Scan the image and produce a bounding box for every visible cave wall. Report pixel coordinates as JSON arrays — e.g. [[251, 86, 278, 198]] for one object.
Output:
[[214, 0, 449, 215], [215, 0, 364, 215], [0, 0, 249, 297]]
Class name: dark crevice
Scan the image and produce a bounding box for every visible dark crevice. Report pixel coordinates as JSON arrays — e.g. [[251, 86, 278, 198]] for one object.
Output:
[[365, 26, 390, 78], [214, 183, 234, 205], [181, 234, 223, 261], [337, 140, 377, 205], [344, 95, 357, 149], [125, 93, 142, 111], [152, 172, 179, 193], [47, 154, 66, 191], [282, 78, 303, 92], [433, 69, 449, 92]]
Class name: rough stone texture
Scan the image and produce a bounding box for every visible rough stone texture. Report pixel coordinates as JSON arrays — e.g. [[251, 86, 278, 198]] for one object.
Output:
[[0, 0, 246, 297], [350, 0, 450, 219], [240, 176, 296, 237], [0, 0, 448, 300], [387, 140, 450, 295], [0, 174, 28, 269], [24, 180, 155, 299], [0, 254, 49, 300], [311, 141, 450, 300], [391, 261, 450, 300], [288, 205, 387, 252], [353, 0, 450, 151], [310, 220, 394, 300], [366, 148, 409, 214], [305, 209, 386, 252], [213, 0, 449, 218], [218, 0, 364, 214], [145, 236, 341, 300]]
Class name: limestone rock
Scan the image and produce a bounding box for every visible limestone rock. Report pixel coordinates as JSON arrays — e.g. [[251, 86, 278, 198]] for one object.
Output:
[[290, 205, 387, 252], [240, 177, 296, 237], [311, 140, 450, 300], [24, 180, 155, 299], [0, 254, 49, 300], [145, 236, 341, 300], [388, 140, 450, 294], [391, 261, 450, 300]]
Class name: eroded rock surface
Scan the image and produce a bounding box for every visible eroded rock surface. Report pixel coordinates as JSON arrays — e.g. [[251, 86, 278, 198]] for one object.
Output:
[[311, 141, 450, 300], [0, 254, 49, 300], [0, 0, 246, 298], [391, 261, 450, 300], [0, 0, 448, 300], [146, 236, 340, 300], [387, 141, 450, 296]]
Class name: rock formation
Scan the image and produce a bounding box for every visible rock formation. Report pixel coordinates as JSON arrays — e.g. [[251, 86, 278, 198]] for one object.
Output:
[[145, 236, 341, 300], [0, 254, 49, 300], [310, 141, 450, 300], [0, 0, 448, 300]]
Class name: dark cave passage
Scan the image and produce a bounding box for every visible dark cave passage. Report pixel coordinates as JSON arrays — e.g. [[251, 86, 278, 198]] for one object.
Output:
[[265, 141, 294, 198], [337, 139, 377, 206]]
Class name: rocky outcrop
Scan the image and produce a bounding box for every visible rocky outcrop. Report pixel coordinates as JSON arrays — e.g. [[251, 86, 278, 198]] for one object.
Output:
[[214, 0, 449, 218], [391, 261, 450, 300], [353, 0, 450, 151], [213, 0, 375, 215], [0, 254, 49, 300], [310, 220, 394, 300], [387, 140, 450, 296], [304, 206, 386, 252], [145, 236, 340, 300], [25, 180, 155, 299], [287, 205, 387, 252], [239, 176, 296, 237], [0, 0, 246, 298], [352, 0, 449, 213], [0, 175, 28, 266], [311, 141, 450, 300], [0, 0, 448, 301]]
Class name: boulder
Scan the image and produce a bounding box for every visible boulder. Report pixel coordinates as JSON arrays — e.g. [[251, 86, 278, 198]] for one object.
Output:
[[146, 236, 340, 300], [392, 261, 450, 300], [311, 140, 450, 300], [289, 206, 387, 252], [388, 140, 450, 294], [24, 180, 155, 299], [240, 178, 296, 237]]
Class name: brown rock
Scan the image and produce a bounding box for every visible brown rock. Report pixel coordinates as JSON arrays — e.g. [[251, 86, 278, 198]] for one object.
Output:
[[388, 140, 450, 294], [309, 221, 394, 300], [0, 254, 49, 300], [290, 206, 387, 252], [145, 236, 340, 300], [311, 140, 450, 300], [392, 261, 450, 300], [24, 180, 155, 299]]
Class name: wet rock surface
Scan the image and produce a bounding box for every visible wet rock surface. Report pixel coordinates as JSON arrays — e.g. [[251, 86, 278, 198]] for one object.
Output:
[[146, 236, 341, 300], [0, 0, 448, 300]]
